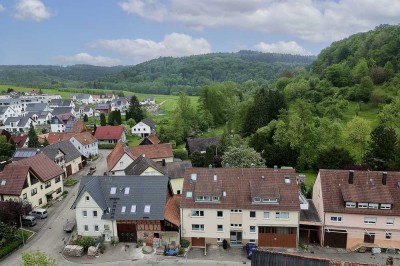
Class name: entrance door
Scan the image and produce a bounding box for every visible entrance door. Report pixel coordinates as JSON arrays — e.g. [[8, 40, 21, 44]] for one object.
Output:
[[364, 233, 375, 244], [117, 223, 137, 242], [230, 231, 242, 245], [66, 165, 72, 176], [103, 233, 111, 242]]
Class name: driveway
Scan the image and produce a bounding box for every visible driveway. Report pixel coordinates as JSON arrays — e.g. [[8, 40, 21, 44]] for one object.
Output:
[[1, 149, 111, 266]]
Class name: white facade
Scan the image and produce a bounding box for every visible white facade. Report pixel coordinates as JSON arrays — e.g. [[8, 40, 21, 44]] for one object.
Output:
[[0, 106, 17, 123], [5, 117, 33, 133], [51, 122, 65, 133], [110, 153, 135, 176], [131, 122, 151, 137], [75, 191, 116, 241], [69, 137, 99, 157]]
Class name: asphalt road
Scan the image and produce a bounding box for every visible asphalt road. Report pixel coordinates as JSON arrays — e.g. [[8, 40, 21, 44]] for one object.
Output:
[[2, 149, 111, 266]]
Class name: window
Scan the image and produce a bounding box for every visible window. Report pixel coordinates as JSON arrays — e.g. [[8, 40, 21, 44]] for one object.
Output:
[[217, 238, 223, 243], [38, 198, 42, 205], [191, 210, 204, 217], [119, 161, 123, 166], [84, 225, 89, 232], [230, 224, 242, 228], [263, 212, 270, 219], [369, 203, 379, 209], [250, 226, 256, 233], [262, 198, 278, 203], [217, 225, 223, 232], [177, 190, 181, 194], [217, 211, 223, 218], [276, 212, 289, 219], [186, 191, 192, 198], [121, 206, 126, 213], [93, 211, 97, 217], [250, 211, 256, 218], [330, 216, 342, 222], [386, 218, 394, 225], [358, 202, 368, 208], [249, 239, 256, 244], [144, 205, 151, 213], [45, 181, 51, 189], [124, 187, 130, 195], [131, 205, 136, 213], [381, 204, 391, 210], [192, 224, 204, 231], [31, 188, 37, 196], [346, 202, 356, 208], [56, 188, 62, 194], [94, 225, 99, 232], [196, 196, 211, 202], [110, 187, 116, 194], [83, 210, 87, 217], [55, 176, 61, 183], [386, 233, 392, 240], [364, 217, 377, 224], [86, 196, 90, 201], [212, 196, 220, 201], [104, 225, 110, 230], [253, 197, 261, 203], [284, 175, 291, 184], [22, 193, 27, 200], [230, 209, 242, 213]]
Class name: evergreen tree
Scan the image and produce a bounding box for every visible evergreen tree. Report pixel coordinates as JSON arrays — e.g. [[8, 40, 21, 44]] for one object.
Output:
[[93, 124, 97, 134], [128, 96, 144, 122], [27, 122, 39, 148], [116, 110, 122, 125], [125, 110, 131, 121], [100, 113, 106, 126], [107, 111, 115, 125], [83, 114, 88, 122]]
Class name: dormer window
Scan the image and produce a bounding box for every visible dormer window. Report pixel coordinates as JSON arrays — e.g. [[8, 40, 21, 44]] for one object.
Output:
[[358, 203, 368, 208], [346, 202, 356, 208], [381, 204, 391, 210], [253, 197, 261, 203], [144, 205, 151, 213], [124, 187, 130, 195], [369, 203, 378, 209], [262, 198, 278, 203], [284, 175, 291, 184], [190, 173, 197, 181], [196, 196, 210, 202], [0, 180, 6, 186], [212, 196, 220, 201]]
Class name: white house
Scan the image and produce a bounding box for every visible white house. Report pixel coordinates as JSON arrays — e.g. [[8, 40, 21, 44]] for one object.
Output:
[[131, 118, 156, 138], [69, 132, 98, 158], [74, 106, 94, 118], [3, 116, 33, 133], [26, 111, 52, 126], [106, 142, 136, 175], [0, 106, 17, 124], [72, 94, 93, 104]]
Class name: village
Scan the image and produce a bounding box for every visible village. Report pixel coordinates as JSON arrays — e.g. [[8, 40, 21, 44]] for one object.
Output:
[[0, 89, 398, 266]]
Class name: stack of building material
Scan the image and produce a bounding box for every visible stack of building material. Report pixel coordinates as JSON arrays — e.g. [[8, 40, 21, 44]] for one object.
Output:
[[63, 245, 83, 257]]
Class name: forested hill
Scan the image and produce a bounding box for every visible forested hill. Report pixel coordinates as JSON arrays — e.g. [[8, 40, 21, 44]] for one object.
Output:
[[0, 65, 127, 88], [96, 51, 316, 95]]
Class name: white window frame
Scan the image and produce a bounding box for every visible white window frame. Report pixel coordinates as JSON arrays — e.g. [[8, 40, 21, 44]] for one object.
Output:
[[263, 212, 270, 219], [364, 217, 377, 224], [110, 187, 117, 195], [249, 226, 256, 233], [186, 191, 192, 198], [217, 225, 223, 232], [346, 202, 356, 208], [284, 175, 291, 184], [217, 238, 223, 243], [144, 205, 151, 213], [131, 205, 136, 213], [191, 224, 204, 232], [217, 211, 223, 218], [358, 202, 368, 208], [276, 212, 289, 219], [124, 187, 130, 195], [191, 210, 204, 217], [330, 216, 342, 222], [386, 218, 394, 225], [121, 206, 126, 213], [83, 210, 87, 218], [381, 204, 391, 210], [369, 203, 379, 209], [253, 197, 261, 203]]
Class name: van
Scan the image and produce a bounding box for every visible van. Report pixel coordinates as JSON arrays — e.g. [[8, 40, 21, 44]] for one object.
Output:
[[21, 215, 37, 227], [29, 208, 48, 219]]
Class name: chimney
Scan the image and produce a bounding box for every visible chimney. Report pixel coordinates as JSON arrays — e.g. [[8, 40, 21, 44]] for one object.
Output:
[[213, 175, 217, 182], [348, 170, 354, 184], [382, 172, 387, 185], [209, 164, 212, 170], [273, 165, 278, 171]]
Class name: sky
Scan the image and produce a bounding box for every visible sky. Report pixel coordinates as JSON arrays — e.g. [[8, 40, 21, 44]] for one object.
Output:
[[0, 0, 399, 66]]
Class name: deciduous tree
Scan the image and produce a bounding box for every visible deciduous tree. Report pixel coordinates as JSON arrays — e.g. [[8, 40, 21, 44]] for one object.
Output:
[[221, 146, 263, 168]]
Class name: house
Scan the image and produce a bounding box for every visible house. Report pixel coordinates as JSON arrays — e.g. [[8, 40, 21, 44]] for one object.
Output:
[[0, 106, 17, 124], [50, 113, 76, 132], [52, 107, 75, 117], [131, 118, 156, 138], [71, 175, 180, 244], [110, 98, 129, 112], [106, 142, 136, 175], [94, 126, 126, 144], [181, 167, 300, 248], [312, 169, 400, 250], [25, 111, 52, 125], [161, 160, 192, 195], [69, 132, 98, 158], [0, 153, 64, 207], [10, 134, 29, 148], [95, 103, 111, 113], [72, 94, 93, 104], [140, 97, 155, 106], [124, 154, 166, 177], [24, 103, 50, 115], [3, 116, 33, 133], [12, 148, 39, 161], [42, 140, 84, 177], [186, 137, 221, 155], [74, 106, 94, 118], [49, 99, 75, 109], [139, 135, 160, 145], [130, 143, 173, 163], [65, 120, 88, 133], [47, 132, 75, 145]]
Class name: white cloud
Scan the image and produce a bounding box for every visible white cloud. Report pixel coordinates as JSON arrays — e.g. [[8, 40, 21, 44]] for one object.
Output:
[[118, 0, 400, 42], [255, 41, 312, 55], [0, 4, 5, 12], [91, 33, 211, 63], [53, 53, 122, 67], [14, 0, 52, 21]]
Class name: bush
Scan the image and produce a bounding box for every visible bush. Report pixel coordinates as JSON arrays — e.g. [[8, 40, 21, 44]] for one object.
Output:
[[72, 236, 96, 252], [99, 144, 117, 149], [63, 179, 78, 187], [62, 191, 69, 197], [180, 239, 190, 248], [173, 149, 188, 160], [0, 238, 22, 259], [98, 241, 106, 253], [178, 247, 185, 255]]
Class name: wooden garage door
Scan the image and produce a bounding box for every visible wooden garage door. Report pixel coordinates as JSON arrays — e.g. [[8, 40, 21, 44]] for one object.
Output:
[[191, 237, 205, 247], [117, 223, 137, 242], [66, 165, 72, 177], [258, 226, 297, 248], [324, 231, 347, 248]]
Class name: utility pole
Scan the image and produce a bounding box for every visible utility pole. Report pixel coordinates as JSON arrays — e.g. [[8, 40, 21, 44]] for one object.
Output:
[[20, 215, 25, 245]]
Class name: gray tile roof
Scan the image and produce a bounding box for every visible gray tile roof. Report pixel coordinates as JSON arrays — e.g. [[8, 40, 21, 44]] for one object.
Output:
[[42, 140, 81, 163], [141, 118, 156, 129], [74, 93, 91, 99], [72, 175, 169, 221], [124, 155, 167, 176], [4, 116, 31, 127], [52, 107, 74, 116], [50, 99, 72, 106], [162, 160, 192, 179], [26, 103, 48, 112]]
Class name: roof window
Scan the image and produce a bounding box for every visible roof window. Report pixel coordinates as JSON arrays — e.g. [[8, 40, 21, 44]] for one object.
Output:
[[144, 205, 151, 213], [110, 187, 117, 194]]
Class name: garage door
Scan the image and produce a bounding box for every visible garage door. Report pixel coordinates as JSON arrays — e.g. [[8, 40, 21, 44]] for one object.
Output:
[[191, 237, 205, 247], [66, 165, 73, 177], [258, 226, 297, 248], [324, 231, 347, 248], [117, 223, 137, 242]]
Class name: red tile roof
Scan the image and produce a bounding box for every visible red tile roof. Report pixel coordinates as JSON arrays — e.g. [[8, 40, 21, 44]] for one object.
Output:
[[94, 126, 125, 140], [0, 164, 30, 196], [130, 143, 173, 159], [318, 169, 400, 216], [181, 168, 300, 211], [164, 195, 181, 226], [11, 134, 28, 148], [71, 131, 97, 145], [107, 142, 135, 171], [14, 153, 64, 182], [47, 132, 74, 144]]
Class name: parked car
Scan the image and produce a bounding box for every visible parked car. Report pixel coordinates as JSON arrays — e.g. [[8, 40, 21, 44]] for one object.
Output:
[[21, 215, 37, 227], [63, 220, 76, 233], [246, 243, 257, 259], [29, 208, 48, 219]]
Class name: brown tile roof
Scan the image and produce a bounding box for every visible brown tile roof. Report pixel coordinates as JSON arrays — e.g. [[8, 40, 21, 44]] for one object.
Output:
[[181, 168, 300, 211], [107, 142, 135, 171], [130, 143, 173, 160], [10, 134, 28, 148], [140, 135, 160, 145], [47, 132, 74, 144], [94, 126, 124, 140], [0, 164, 30, 196], [164, 195, 181, 226], [186, 137, 220, 154], [72, 131, 97, 145], [318, 169, 400, 216], [14, 153, 64, 182]]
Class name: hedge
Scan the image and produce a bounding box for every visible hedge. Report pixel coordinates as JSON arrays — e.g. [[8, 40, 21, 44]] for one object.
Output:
[[98, 144, 117, 149], [0, 230, 32, 259], [173, 149, 188, 160]]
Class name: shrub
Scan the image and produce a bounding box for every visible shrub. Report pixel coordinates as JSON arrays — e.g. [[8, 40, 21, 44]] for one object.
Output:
[[0, 238, 22, 259], [72, 236, 96, 252], [137, 239, 143, 246], [173, 149, 188, 160], [178, 247, 185, 255], [63, 179, 78, 187], [62, 191, 69, 197], [98, 241, 106, 253], [180, 239, 190, 248], [99, 144, 117, 149]]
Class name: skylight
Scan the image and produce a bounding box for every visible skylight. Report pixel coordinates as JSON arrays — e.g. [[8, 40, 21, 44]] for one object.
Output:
[[0, 180, 6, 186], [110, 187, 117, 194], [186, 191, 193, 198], [121, 206, 126, 213], [131, 205, 136, 213], [124, 187, 130, 195], [144, 205, 151, 213], [284, 175, 291, 184]]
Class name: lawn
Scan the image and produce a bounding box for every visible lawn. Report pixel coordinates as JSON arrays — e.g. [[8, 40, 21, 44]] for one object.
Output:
[[297, 170, 318, 190], [126, 134, 141, 146], [342, 102, 380, 127], [0, 229, 33, 259]]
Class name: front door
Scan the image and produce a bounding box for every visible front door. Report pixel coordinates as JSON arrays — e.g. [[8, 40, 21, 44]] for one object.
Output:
[[230, 231, 242, 245], [103, 233, 111, 242], [364, 233, 375, 244]]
